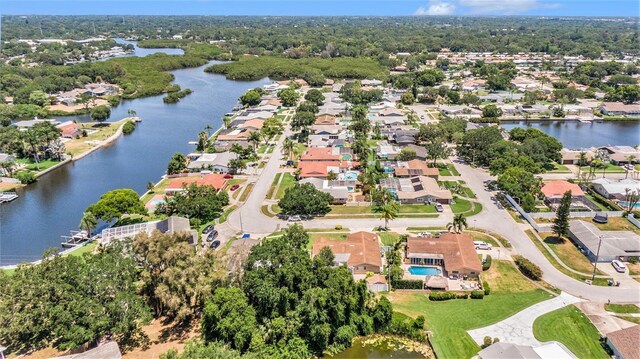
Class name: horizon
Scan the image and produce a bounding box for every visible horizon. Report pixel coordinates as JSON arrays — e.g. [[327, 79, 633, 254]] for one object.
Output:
[[2, 0, 639, 17]]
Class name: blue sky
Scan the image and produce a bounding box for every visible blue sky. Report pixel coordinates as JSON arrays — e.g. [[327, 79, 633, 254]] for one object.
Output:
[[1, 0, 638, 16]]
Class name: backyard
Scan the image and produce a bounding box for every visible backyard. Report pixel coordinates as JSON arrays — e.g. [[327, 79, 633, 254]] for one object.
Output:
[[533, 305, 608, 359], [386, 260, 552, 358]]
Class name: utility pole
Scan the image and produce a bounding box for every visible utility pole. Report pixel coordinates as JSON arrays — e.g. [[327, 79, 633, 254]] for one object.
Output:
[[591, 235, 603, 281]]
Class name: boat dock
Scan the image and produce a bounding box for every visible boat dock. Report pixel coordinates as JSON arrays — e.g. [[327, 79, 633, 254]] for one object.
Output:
[[61, 230, 90, 248], [0, 192, 18, 203]]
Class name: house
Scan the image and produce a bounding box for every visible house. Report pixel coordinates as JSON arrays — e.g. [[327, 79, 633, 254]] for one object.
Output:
[[377, 141, 401, 160], [517, 104, 549, 116], [401, 144, 428, 161], [560, 148, 595, 165], [299, 177, 350, 204], [378, 107, 404, 117], [297, 161, 340, 179], [100, 216, 197, 245], [600, 102, 640, 117], [389, 131, 416, 145], [598, 146, 640, 164], [311, 124, 343, 136], [380, 176, 452, 204], [216, 128, 254, 142], [314, 114, 337, 126], [540, 180, 598, 211], [394, 159, 439, 179], [0, 153, 16, 164], [439, 105, 482, 118], [165, 174, 229, 193], [15, 118, 60, 129], [56, 121, 82, 139], [312, 231, 382, 274], [606, 325, 640, 359], [592, 178, 640, 200], [361, 79, 383, 87], [366, 274, 389, 292], [239, 119, 264, 131], [52, 341, 123, 359], [300, 147, 341, 162], [187, 152, 236, 173], [478, 342, 577, 359], [405, 233, 482, 278], [568, 220, 640, 262]]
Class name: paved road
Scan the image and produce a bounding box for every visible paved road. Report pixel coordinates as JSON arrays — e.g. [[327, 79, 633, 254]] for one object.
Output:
[[467, 292, 582, 346], [453, 158, 640, 303]]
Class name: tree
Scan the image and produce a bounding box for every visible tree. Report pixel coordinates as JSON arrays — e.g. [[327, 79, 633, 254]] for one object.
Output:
[[278, 183, 333, 217], [447, 213, 468, 233], [327, 170, 338, 181], [458, 126, 504, 166], [277, 87, 300, 107], [552, 106, 565, 118], [202, 287, 257, 353], [482, 104, 503, 119], [304, 89, 324, 105], [396, 147, 417, 161], [127, 108, 137, 117], [167, 152, 187, 175], [375, 200, 399, 229], [78, 211, 97, 236], [28, 90, 49, 107], [261, 117, 284, 142], [163, 183, 230, 223], [400, 92, 414, 105], [240, 90, 261, 107], [228, 158, 247, 174], [86, 188, 146, 222], [425, 140, 451, 166], [552, 191, 572, 240], [196, 131, 209, 152], [282, 137, 295, 161], [497, 167, 541, 212], [90, 104, 111, 123], [623, 189, 640, 214], [249, 131, 261, 150]]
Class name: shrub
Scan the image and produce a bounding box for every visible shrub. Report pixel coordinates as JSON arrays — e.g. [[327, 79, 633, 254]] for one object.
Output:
[[393, 279, 424, 290], [16, 171, 37, 184], [122, 121, 136, 135], [482, 255, 492, 271], [482, 336, 492, 348], [629, 257, 638, 265], [483, 280, 491, 295], [428, 292, 457, 301], [456, 292, 469, 299], [470, 290, 485, 299], [385, 312, 425, 341], [514, 255, 543, 280]]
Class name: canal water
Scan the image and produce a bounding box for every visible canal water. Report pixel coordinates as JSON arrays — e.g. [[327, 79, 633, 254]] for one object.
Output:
[[0, 44, 269, 265], [500, 120, 640, 148], [327, 337, 428, 359]]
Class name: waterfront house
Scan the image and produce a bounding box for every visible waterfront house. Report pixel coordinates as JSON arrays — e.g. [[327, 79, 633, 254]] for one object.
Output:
[[568, 220, 640, 262], [405, 233, 482, 278], [380, 176, 452, 204], [560, 148, 595, 165], [393, 159, 439, 179], [101, 216, 197, 245], [56, 121, 82, 139], [606, 325, 640, 359], [312, 231, 382, 274], [517, 104, 549, 116], [165, 173, 229, 193], [478, 342, 578, 359], [600, 102, 640, 117], [186, 152, 236, 173], [598, 146, 640, 164], [15, 118, 60, 129], [592, 178, 640, 200]]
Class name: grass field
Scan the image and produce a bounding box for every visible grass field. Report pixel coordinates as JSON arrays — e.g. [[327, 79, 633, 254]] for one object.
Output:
[[328, 204, 437, 215], [539, 233, 603, 275], [266, 173, 282, 200], [275, 173, 296, 199], [605, 303, 640, 314], [378, 232, 401, 246], [239, 183, 254, 202], [591, 217, 640, 235], [533, 305, 608, 359], [387, 261, 552, 358], [548, 163, 572, 173]]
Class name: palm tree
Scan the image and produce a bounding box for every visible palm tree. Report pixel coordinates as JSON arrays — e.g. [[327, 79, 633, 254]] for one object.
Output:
[[377, 201, 399, 229], [79, 212, 98, 237], [127, 109, 137, 117], [249, 131, 261, 150], [282, 137, 295, 161], [447, 214, 468, 233], [625, 155, 636, 179], [230, 143, 244, 159], [577, 151, 588, 184], [204, 124, 213, 138]]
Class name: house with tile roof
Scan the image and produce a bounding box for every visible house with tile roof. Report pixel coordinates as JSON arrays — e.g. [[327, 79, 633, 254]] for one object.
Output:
[[312, 231, 383, 274], [606, 325, 640, 359], [405, 233, 482, 278]]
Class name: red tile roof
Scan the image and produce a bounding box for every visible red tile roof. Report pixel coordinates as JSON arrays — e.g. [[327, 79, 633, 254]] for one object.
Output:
[[406, 233, 481, 274], [166, 174, 228, 191], [312, 231, 382, 270], [300, 147, 341, 162], [541, 180, 584, 198]]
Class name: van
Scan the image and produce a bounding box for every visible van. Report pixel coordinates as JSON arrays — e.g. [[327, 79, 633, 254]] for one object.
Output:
[[611, 260, 626, 273]]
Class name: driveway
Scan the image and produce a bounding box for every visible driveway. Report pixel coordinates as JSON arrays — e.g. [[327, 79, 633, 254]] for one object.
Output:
[[452, 158, 640, 303], [575, 301, 637, 335], [467, 292, 583, 346]]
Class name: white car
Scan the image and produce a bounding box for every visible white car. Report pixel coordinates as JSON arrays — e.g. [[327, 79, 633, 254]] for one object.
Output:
[[288, 215, 302, 222], [474, 241, 493, 250], [611, 260, 627, 273]]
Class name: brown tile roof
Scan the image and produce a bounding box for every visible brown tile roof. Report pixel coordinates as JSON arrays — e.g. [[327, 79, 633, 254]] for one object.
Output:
[[300, 147, 341, 161], [608, 325, 640, 359], [312, 231, 382, 270], [394, 160, 440, 178], [406, 233, 481, 274], [166, 174, 228, 191], [315, 114, 337, 126], [541, 180, 585, 198]]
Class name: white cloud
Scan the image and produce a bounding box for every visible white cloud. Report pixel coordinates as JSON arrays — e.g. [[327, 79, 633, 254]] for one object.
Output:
[[415, 0, 457, 15], [459, 0, 561, 14]]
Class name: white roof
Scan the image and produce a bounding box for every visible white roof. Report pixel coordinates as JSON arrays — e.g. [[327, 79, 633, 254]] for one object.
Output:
[[592, 178, 640, 195]]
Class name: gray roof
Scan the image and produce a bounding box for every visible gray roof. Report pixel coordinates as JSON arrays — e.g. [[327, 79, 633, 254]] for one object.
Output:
[[569, 220, 640, 258], [52, 342, 121, 359], [478, 342, 541, 359]]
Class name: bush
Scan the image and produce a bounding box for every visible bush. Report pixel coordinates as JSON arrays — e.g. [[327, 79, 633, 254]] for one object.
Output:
[[482, 255, 492, 271], [16, 171, 37, 184], [483, 336, 492, 348], [470, 290, 485, 299], [628, 257, 638, 265], [514, 255, 543, 280], [483, 280, 491, 295], [456, 292, 469, 299], [384, 312, 425, 341], [393, 279, 424, 290], [428, 292, 457, 301], [122, 121, 136, 135]]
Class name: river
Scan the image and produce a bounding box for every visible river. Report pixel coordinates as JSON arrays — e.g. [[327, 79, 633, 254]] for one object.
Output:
[[500, 120, 640, 148], [0, 44, 269, 266]]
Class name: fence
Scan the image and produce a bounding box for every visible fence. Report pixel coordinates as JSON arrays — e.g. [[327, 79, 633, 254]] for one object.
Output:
[[529, 211, 624, 219], [628, 214, 640, 229]]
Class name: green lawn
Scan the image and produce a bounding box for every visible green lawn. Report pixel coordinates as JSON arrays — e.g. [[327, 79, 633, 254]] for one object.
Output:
[[579, 163, 626, 173], [308, 232, 349, 249], [239, 183, 254, 202], [548, 163, 572, 173], [275, 173, 296, 199], [15, 158, 61, 172], [451, 198, 472, 213], [266, 173, 282, 200], [378, 232, 401, 246], [293, 143, 307, 159], [387, 261, 552, 359], [328, 204, 437, 215], [65, 242, 98, 257], [539, 233, 604, 275], [533, 305, 608, 359], [605, 303, 640, 314]]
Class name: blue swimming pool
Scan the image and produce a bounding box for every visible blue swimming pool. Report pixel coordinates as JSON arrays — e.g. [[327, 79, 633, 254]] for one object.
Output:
[[618, 201, 640, 209], [344, 171, 358, 180], [408, 266, 441, 276]]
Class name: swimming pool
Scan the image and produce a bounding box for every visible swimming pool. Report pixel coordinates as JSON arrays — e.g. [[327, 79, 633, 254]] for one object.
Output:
[[618, 201, 640, 209], [408, 266, 442, 276], [344, 171, 358, 181]]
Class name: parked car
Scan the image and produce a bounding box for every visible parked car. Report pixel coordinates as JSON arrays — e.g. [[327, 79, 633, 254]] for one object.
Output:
[[202, 225, 215, 235], [288, 215, 302, 222], [223, 174, 234, 179], [230, 184, 240, 191], [207, 230, 219, 241], [435, 204, 444, 212], [611, 260, 627, 273], [210, 240, 221, 249], [474, 241, 493, 250], [286, 160, 294, 166]]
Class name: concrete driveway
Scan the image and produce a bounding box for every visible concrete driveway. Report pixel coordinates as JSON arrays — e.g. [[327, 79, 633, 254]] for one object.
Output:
[[467, 292, 583, 346]]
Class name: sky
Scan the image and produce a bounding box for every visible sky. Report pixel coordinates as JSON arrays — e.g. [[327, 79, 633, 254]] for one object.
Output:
[[1, 0, 638, 16]]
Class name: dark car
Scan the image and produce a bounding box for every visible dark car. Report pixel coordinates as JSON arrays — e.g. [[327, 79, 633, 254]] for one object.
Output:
[[223, 174, 234, 179], [207, 230, 219, 241], [230, 184, 240, 191], [202, 225, 215, 235], [209, 240, 221, 249]]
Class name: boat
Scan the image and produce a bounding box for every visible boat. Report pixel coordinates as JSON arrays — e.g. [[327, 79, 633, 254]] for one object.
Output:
[[61, 230, 90, 248], [0, 192, 18, 204]]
